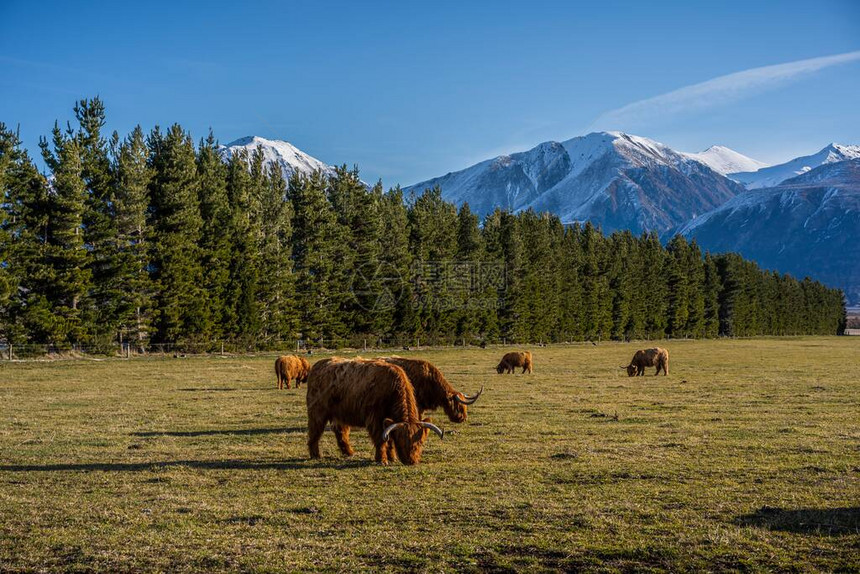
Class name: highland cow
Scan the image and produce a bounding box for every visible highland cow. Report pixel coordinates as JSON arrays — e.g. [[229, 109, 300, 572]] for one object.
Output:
[[624, 347, 669, 376], [305, 357, 444, 465], [378, 357, 482, 422], [496, 351, 533, 374], [275, 355, 311, 389]]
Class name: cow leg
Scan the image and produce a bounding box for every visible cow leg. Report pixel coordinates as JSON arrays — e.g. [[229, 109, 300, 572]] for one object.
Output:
[[307, 417, 327, 459], [386, 440, 397, 462], [333, 424, 354, 457], [367, 421, 389, 465], [286, 377, 292, 390], [373, 435, 389, 465]]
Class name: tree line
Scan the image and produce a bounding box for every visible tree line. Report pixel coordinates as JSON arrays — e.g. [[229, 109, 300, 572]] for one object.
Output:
[[0, 99, 847, 351]]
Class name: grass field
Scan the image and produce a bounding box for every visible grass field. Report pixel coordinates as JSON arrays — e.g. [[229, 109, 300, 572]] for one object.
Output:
[[1, 338, 858, 572]]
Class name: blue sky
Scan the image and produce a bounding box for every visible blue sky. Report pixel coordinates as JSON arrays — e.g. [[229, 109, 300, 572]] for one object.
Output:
[[1, 0, 858, 185]]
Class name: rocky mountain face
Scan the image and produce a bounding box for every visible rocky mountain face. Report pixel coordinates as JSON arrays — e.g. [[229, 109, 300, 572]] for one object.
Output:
[[218, 136, 337, 180], [729, 143, 860, 189], [678, 159, 860, 304], [406, 132, 745, 235]]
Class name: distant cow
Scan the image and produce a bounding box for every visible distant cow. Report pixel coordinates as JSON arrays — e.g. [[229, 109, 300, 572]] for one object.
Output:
[[305, 357, 443, 465], [378, 357, 482, 422], [625, 347, 669, 376], [497, 351, 533, 374], [275, 355, 311, 389]]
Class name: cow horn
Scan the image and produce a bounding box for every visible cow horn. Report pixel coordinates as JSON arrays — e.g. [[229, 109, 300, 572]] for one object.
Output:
[[420, 421, 445, 440], [382, 422, 405, 442], [455, 385, 484, 405]]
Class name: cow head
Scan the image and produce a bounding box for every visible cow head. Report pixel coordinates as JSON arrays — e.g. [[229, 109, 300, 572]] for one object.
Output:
[[444, 386, 483, 422], [496, 363, 505, 374], [382, 417, 444, 465], [626, 365, 637, 377]]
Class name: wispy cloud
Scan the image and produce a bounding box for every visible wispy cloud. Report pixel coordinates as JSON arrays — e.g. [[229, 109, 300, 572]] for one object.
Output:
[[590, 50, 860, 131]]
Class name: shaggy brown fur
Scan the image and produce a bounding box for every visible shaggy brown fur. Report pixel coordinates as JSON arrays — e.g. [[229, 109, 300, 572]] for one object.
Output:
[[275, 355, 311, 389], [626, 347, 669, 376], [378, 357, 481, 422], [496, 351, 533, 374], [305, 357, 441, 465]]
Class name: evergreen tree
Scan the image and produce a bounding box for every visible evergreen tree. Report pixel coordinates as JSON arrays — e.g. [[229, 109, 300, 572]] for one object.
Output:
[[112, 126, 153, 349], [702, 252, 720, 338], [256, 161, 297, 342], [40, 125, 91, 344], [408, 187, 458, 339], [666, 235, 691, 337], [147, 125, 207, 345], [379, 186, 417, 339], [73, 98, 116, 344], [0, 124, 53, 344], [291, 170, 339, 342], [196, 131, 232, 338], [223, 149, 261, 343], [453, 202, 483, 341]]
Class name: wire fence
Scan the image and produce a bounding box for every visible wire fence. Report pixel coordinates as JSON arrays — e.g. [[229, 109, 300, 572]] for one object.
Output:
[[0, 334, 616, 361]]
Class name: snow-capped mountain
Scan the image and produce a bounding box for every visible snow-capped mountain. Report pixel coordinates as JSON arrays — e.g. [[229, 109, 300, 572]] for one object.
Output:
[[730, 143, 860, 189], [218, 136, 337, 180], [406, 131, 745, 235], [681, 145, 768, 175], [679, 159, 860, 304]]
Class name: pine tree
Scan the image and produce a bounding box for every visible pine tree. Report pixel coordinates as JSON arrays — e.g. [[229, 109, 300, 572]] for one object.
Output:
[[454, 203, 483, 341], [408, 187, 458, 339], [222, 149, 261, 344], [379, 186, 417, 339], [112, 126, 153, 349], [666, 235, 691, 337], [147, 125, 207, 346], [73, 98, 117, 345], [196, 131, 232, 339], [40, 125, 91, 345], [291, 170, 339, 342], [256, 162, 297, 343], [702, 252, 720, 338]]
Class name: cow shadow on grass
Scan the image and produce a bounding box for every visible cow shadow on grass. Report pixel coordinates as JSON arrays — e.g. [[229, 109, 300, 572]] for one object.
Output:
[[0, 457, 374, 473], [736, 506, 860, 536], [130, 427, 306, 437]]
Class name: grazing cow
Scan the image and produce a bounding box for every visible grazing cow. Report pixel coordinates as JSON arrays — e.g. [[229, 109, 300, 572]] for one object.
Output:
[[305, 357, 443, 465], [624, 347, 669, 376], [497, 351, 533, 374], [275, 355, 311, 389], [378, 357, 482, 422]]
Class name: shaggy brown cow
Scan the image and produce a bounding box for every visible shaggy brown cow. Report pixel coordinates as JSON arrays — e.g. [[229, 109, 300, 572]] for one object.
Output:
[[378, 357, 482, 422], [305, 357, 443, 465], [624, 347, 669, 376], [496, 351, 533, 374], [275, 355, 311, 389]]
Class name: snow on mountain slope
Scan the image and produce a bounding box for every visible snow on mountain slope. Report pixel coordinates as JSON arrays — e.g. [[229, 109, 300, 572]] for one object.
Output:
[[406, 131, 744, 235], [682, 145, 768, 175], [730, 143, 860, 189], [678, 158, 860, 304], [218, 136, 337, 180]]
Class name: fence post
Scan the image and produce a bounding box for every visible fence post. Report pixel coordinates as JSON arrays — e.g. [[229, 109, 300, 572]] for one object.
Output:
[[296, 340, 299, 353], [8, 344, 11, 361], [363, 339, 367, 351], [126, 343, 130, 360], [221, 342, 225, 356]]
